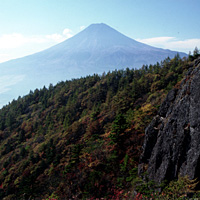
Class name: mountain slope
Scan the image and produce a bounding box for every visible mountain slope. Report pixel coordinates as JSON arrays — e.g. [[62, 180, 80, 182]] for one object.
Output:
[[139, 56, 200, 185], [0, 23, 187, 107], [0, 55, 192, 199]]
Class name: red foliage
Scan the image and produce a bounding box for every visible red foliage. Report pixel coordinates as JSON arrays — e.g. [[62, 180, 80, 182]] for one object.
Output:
[[134, 193, 143, 200]]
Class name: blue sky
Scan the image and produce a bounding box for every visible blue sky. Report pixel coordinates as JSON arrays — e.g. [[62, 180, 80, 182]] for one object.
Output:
[[0, 0, 200, 63]]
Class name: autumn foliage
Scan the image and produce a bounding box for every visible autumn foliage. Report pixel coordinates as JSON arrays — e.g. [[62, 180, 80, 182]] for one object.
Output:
[[0, 54, 193, 199]]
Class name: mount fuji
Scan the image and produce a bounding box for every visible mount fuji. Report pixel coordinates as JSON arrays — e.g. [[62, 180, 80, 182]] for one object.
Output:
[[0, 23, 187, 107]]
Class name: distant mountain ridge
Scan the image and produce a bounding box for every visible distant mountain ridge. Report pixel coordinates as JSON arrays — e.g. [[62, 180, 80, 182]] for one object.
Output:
[[0, 23, 187, 107]]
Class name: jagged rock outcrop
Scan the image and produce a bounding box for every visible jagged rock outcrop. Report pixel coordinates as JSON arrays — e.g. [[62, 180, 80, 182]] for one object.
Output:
[[139, 56, 200, 184]]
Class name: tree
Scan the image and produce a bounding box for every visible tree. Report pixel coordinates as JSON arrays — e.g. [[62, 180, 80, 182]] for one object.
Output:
[[63, 113, 71, 130], [19, 129, 26, 142], [193, 47, 199, 58], [109, 114, 128, 143]]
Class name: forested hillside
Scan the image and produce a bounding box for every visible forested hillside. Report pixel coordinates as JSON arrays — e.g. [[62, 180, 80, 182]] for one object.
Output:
[[0, 53, 196, 199]]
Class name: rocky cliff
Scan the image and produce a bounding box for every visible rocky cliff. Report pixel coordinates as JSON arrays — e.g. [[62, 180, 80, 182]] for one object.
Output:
[[139, 56, 200, 184]]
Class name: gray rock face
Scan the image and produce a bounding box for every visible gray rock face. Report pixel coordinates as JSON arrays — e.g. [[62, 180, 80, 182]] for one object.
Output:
[[139, 57, 200, 183]]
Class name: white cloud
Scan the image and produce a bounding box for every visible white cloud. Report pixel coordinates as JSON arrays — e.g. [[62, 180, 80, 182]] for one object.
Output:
[[0, 34, 46, 50], [0, 28, 75, 63], [0, 33, 27, 49], [0, 28, 74, 50], [137, 37, 175, 46], [0, 54, 13, 63], [0, 34, 50, 50], [80, 26, 86, 31], [63, 28, 71, 34], [0, 75, 25, 94], [167, 39, 200, 52], [46, 28, 73, 43], [46, 33, 65, 43], [137, 37, 200, 53], [63, 28, 73, 38], [28, 36, 47, 44]]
